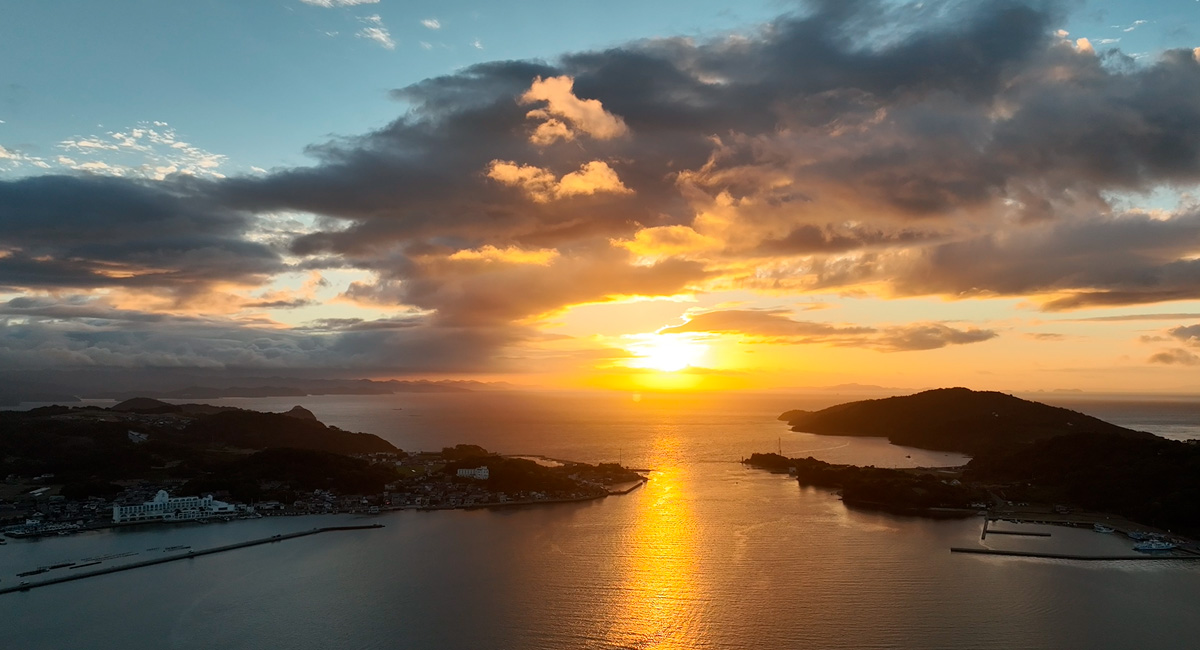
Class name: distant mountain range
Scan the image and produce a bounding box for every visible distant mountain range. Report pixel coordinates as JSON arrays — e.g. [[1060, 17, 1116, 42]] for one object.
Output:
[[100, 379, 483, 401], [0, 375, 514, 405]]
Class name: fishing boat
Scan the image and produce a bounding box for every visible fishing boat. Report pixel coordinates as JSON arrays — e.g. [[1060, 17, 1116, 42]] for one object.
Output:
[[1093, 524, 1115, 534], [1133, 539, 1177, 552]]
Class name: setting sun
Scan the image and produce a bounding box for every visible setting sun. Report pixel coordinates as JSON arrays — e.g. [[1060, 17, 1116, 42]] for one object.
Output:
[[626, 334, 710, 372]]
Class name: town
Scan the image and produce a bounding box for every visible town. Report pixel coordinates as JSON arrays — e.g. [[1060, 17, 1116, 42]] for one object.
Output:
[[2, 445, 646, 540]]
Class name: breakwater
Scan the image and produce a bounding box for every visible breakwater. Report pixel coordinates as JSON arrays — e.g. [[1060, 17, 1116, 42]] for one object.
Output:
[[0, 524, 384, 596], [950, 547, 1200, 561]]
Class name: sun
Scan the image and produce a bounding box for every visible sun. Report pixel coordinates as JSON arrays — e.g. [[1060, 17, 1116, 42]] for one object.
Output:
[[626, 334, 709, 372]]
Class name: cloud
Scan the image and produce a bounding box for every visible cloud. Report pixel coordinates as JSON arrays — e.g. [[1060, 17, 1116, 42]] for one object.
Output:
[[486, 160, 632, 202], [520, 76, 629, 144], [872, 210, 1200, 310], [421, 18, 441, 30], [658, 309, 996, 351], [300, 0, 379, 7], [1063, 313, 1200, 322], [357, 15, 394, 49], [1166, 324, 1200, 345], [0, 174, 279, 297], [343, 248, 707, 327], [1149, 348, 1200, 365], [1143, 323, 1200, 366], [0, 295, 521, 375], [447, 245, 559, 265], [0, 144, 50, 173], [11, 0, 1200, 379], [54, 122, 227, 180]]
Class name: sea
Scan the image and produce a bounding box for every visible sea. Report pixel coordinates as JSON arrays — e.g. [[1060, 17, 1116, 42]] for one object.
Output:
[[2, 391, 1199, 650]]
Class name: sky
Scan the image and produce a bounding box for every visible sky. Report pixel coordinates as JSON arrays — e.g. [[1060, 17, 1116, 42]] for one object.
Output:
[[3, 0, 1200, 394]]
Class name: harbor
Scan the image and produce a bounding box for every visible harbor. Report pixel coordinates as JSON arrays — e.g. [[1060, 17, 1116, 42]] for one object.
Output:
[[959, 512, 1200, 561]]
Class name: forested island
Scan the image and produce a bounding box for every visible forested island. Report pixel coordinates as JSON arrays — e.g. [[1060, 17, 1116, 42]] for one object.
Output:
[[779, 387, 1149, 454], [755, 388, 1200, 536], [1, 399, 643, 536]]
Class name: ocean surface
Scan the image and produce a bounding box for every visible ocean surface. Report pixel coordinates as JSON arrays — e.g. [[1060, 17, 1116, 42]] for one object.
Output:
[[3, 391, 1199, 649]]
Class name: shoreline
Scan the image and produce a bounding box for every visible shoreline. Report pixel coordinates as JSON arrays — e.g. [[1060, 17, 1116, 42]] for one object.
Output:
[[6, 476, 651, 540]]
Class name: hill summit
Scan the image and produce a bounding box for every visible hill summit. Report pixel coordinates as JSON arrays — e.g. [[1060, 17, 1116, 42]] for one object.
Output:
[[780, 387, 1148, 454]]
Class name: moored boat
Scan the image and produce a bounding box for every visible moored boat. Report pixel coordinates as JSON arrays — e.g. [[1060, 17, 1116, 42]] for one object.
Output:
[[1093, 524, 1115, 534], [1133, 539, 1177, 552]]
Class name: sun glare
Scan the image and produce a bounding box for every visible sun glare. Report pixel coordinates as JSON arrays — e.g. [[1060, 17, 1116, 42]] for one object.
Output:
[[626, 334, 709, 372]]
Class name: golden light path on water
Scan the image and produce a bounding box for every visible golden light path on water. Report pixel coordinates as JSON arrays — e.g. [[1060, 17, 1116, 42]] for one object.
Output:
[[607, 433, 707, 649]]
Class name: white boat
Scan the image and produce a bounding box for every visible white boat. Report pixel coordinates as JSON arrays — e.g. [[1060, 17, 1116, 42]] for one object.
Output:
[[1093, 524, 1115, 534], [1133, 540, 1177, 552]]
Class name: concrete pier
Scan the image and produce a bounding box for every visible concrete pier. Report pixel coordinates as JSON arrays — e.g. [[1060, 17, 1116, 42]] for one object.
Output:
[[950, 547, 1200, 561], [984, 530, 1052, 537], [0, 524, 384, 596]]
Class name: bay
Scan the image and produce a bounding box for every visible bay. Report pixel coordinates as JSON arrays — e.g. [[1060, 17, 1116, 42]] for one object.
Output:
[[2, 391, 1198, 649]]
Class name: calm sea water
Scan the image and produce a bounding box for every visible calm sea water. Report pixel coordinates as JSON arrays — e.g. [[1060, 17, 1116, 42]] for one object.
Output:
[[2, 391, 1199, 649]]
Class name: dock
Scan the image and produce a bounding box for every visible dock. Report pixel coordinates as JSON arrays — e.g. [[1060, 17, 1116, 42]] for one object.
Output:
[[0, 524, 384, 596], [984, 530, 1052, 537], [950, 547, 1200, 561]]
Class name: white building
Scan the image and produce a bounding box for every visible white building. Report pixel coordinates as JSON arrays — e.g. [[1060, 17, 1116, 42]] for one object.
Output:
[[456, 467, 490, 480], [112, 490, 236, 523]]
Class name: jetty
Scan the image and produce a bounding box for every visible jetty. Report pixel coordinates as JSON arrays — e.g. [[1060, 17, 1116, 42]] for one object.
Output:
[[979, 517, 1051, 540], [0, 524, 384, 596], [950, 547, 1200, 561]]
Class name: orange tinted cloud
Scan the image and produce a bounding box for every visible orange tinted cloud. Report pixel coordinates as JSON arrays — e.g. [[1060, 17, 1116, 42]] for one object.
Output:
[[521, 75, 629, 144], [486, 160, 631, 202]]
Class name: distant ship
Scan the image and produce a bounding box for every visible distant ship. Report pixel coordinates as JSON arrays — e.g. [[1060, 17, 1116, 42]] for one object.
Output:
[[1093, 524, 1115, 534], [1133, 540, 1177, 552]]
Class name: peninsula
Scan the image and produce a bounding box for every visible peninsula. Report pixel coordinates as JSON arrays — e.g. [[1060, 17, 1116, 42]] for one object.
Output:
[[754, 388, 1200, 537], [1, 400, 643, 538]]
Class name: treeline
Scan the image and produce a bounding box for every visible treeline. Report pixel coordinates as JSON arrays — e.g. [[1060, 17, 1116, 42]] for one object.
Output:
[[180, 448, 400, 502], [183, 410, 397, 454], [442, 453, 580, 493], [746, 453, 984, 511], [0, 403, 400, 500], [966, 433, 1200, 536]]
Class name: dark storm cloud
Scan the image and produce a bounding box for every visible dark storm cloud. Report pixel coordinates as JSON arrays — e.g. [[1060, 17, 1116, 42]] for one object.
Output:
[[0, 174, 280, 294], [207, 0, 1200, 312], [8, 0, 1200, 378], [17, 0, 1200, 302], [0, 296, 521, 374], [757, 224, 944, 254], [344, 250, 709, 326], [658, 309, 996, 351], [240, 298, 314, 309], [878, 211, 1200, 308], [199, 0, 1060, 265]]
